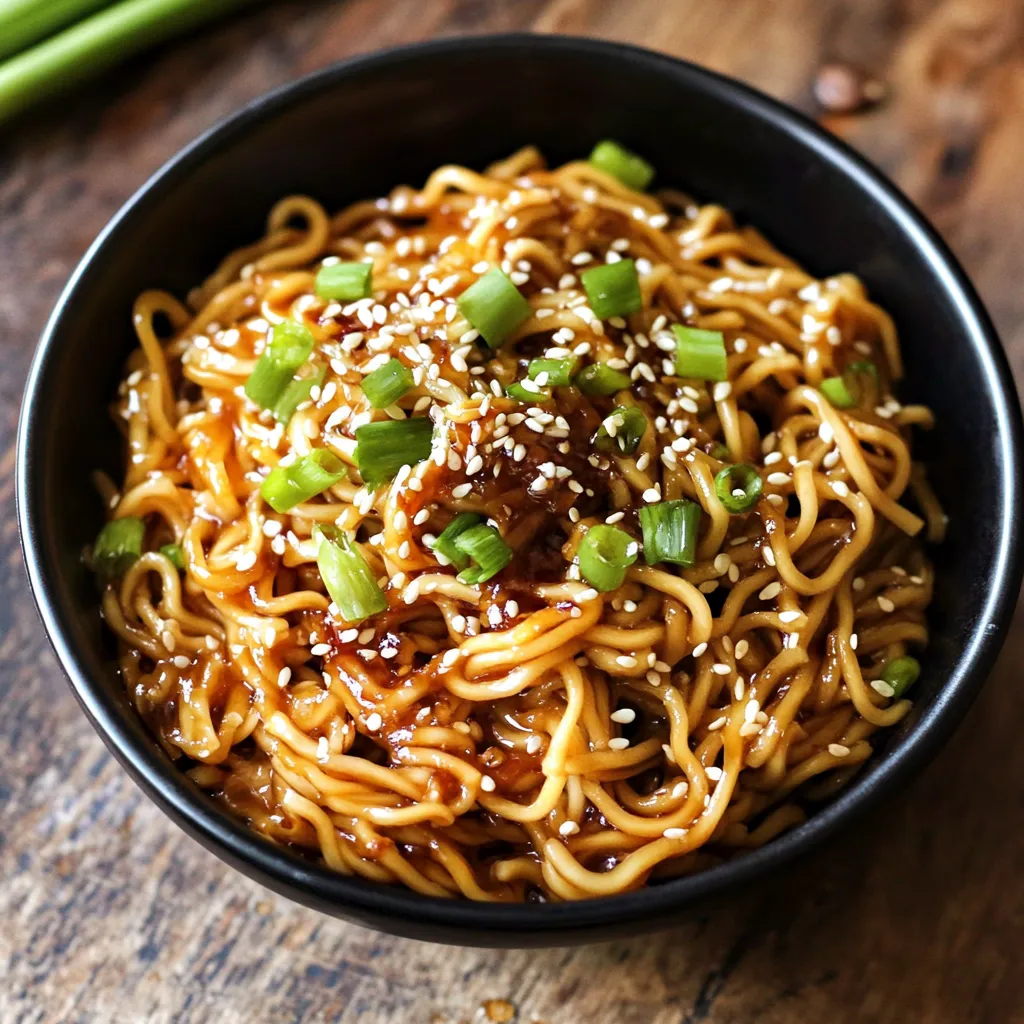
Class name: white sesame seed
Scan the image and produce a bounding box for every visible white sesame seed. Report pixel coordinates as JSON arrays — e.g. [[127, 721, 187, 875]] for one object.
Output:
[[611, 708, 636, 724], [871, 679, 896, 698], [277, 667, 291, 687], [615, 655, 638, 669], [759, 582, 782, 601], [479, 775, 496, 792], [713, 382, 732, 402], [310, 643, 331, 656], [692, 642, 708, 658], [235, 550, 257, 571], [576, 588, 599, 603], [734, 640, 749, 660], [365, 712, 383, 732], [608, 737, 630, 751], [172, 655, 190, 670], [763, 546, 776, 567], [711, 663, 731, 676], [878, 595, 896, 613], [831, 480, 850, 497], [705, 766, 724, 781], [766, 472, 790, 486], [451, 483, 472, 498], [828, 743, 851, 757], [642, 487, 661, 503], [777, 610, 801, 624], [850, 633, 859, 650], [559, 820, 580, 836]]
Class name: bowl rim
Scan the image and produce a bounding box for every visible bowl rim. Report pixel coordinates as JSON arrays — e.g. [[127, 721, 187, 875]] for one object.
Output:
[[16, 32, 1024, 942]]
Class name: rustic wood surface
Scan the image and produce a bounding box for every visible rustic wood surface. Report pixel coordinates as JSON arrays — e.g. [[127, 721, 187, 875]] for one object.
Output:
[[3, 1, 1024, 1021]]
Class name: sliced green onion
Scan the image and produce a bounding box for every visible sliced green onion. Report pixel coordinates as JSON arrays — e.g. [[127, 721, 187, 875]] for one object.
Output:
[[595, 406, 647, 455], [639, 500, 701, 567], [456, 267, 531, 348], [454, 524, 513, 585], [580, 259, 643, 320], [433, 513, 483, 569], [673, 325, 727, 381], [575, 362, 632, 397], [244, 320, 315, 410], [261, 449, 347, 513], [711, 444, 730, 460], [506, 380, 552, 403], [879, 656, 920, 698], [361, 358, 413, 409], [528, 357, 579, 387], [160, 542, 185, 571], [714, 464, 764, 514], [273, 364, 326, 424], [820, 375, 857, 408], [589, 140, 655, 191], [849, 359, 879, 380], [92, 516, 145, 581], [354, 417, 433, 488], [578, 524, 638, 592], [313, 525, 387, 624], [315, 261, 372, 301]]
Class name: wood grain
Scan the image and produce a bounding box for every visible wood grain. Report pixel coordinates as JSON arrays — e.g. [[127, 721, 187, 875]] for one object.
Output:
[[2, 1, 1023, 1021]]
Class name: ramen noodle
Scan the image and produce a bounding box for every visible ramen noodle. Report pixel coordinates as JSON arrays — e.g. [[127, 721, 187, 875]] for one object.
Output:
[[92, 143, 941, 901]]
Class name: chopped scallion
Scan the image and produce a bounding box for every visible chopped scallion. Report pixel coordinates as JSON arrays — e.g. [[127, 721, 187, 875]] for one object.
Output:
[[454, 524, 513, 585], [578, 524, 638, 592], [595, 406, 647, 455], [574, 362, 632, 397], [528, 356, 578, 387], [273, 364, 326, 424], [361, 358, 414, 409], [589, 140, 655, 191], [673, 325, 727, 381], [433, 512, 483, 570], [639, 500, 701, 567], [315, 261, 372, 301], [92, 516, 145, 580], [313, 525, 387, 624], [457, 267, 531, 348], [506, 380, 552, 403], [879, 656, 920, 698], [714, 464, 763, 514], [160, 542, 185, 571], [261, 449, 347, 512], [820, 375, 857, 408], [580, 259, 643, 320], [354, 417, 433, 488], [244, 320, 315, 410]]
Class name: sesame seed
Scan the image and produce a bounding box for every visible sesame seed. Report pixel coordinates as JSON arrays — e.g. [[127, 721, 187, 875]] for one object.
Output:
[[766, 472, 791, 486], [663, 828, 687, 840], [576, 588, 599, 603], [608, 737, 630, 751], [850, 633, 859, 650], [828, 743, 851, 757], [871, 679, 896, 698], [705, 766, 724, 781], [310, 643, 331, 656], [611, 708, 636, 724], [480, 775, 496, 792], [365, 712, 383, 732], [763, 546, 776, 567], [451, 483, 472, 498], [616, 655, 638, 669], [744, 699, 760, 723], [777, 610, 801, 624], [277, 667, 291, 687], [878, 595, 896, 613], [711, 663, 731, 676], [759, 582, 782, 601], [642, 487, 661, 503], [235, 550, 257, 571], [692, 642, 708, 657], [713, 382, 732, 402], [172, 655, 190, 670], [526, 734, 543, 755], [831, 480, 850, 497]]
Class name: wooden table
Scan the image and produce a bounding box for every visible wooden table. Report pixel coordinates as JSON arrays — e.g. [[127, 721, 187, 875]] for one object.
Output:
[[3, 2, 1023, 1021]]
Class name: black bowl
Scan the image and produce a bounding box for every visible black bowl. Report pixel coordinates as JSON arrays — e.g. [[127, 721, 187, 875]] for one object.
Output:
[[17, 35, 1024, 946]]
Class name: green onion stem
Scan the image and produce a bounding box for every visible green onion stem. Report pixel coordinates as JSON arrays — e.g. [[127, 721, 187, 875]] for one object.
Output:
[[0, 0, 110, 63], [639, 500, 701, 567], [577, 524, 638, 592], [0, 0, 259, 124]]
